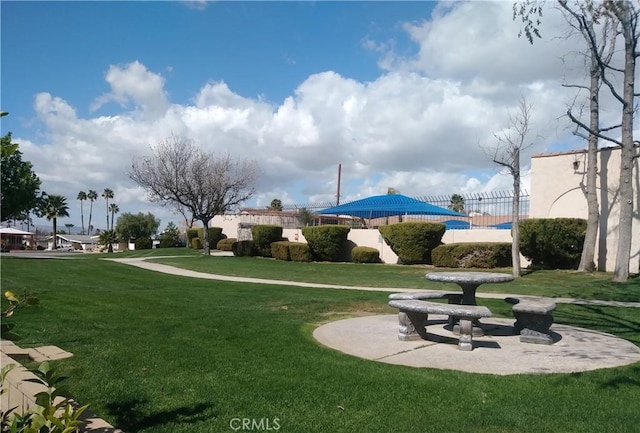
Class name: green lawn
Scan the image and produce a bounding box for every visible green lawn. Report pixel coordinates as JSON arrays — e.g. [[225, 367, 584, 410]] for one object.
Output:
[[148, 252, 640, 302], [1, 253, 639, 433]]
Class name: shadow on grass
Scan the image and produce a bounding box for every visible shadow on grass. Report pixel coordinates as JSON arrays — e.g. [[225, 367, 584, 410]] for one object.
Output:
[[600, 365, 640, 389], [555, 304, 640, 344], [106, 398, 217, 432]]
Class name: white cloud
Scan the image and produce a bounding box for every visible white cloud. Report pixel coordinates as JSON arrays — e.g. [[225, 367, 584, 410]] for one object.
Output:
[[91, 61, 169, 119], [19, 1, 631, 230]]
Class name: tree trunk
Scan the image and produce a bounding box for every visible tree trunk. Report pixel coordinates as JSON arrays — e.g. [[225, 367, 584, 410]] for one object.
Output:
[[52, 217, 57, 249], [612, 6, 636, 283], [578, 54, 600, 273], [80, 202, 85, 235], [511, 149, 521, 278], [201, 218, 211, 255]]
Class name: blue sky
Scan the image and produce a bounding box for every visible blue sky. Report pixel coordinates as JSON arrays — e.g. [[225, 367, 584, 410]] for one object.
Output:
[[1, 1, 624, 231]]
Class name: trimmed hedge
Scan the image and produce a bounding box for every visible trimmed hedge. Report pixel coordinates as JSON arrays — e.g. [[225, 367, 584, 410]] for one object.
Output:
[[351, 246, 381, 264], [289, 242, 312, 262], [217, 238, 236, 251], [378, 222, 445, 265], [301, 225, 350, 262], [431, 243, 512, 268], [135, 237, 152, 250], [520, 218, 587, 269], [251, 225, 284, 257], [199, 227, 225, 249], [191, 238, 203, 249], [186, 228, 199, 248], [271, 241, 292, 261], [232, 240, 257, 257]]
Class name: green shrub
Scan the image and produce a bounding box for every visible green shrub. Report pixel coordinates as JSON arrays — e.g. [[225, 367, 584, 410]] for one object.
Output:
[[198, 227, 225, 249], [186, 228, 199, 248], [251, 225, 283, 257], [351, 246, 381, 263], [432, 243, 512, 268], [301, 225, 350, 262], [271, 241, 292, 261], [135, 237, 153, 250], [217, 238, 237, 251], [289, 242, 312, 262], [378, 222, 445, 265], [232, 240, 256, 257], [520, 218, 587, 269], [159, 237, 177, 248], [191, 237, 203, 249]]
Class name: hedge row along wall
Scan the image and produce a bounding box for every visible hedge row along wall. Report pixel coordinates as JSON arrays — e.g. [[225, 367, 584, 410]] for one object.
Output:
[[432, 243, 511, 268]]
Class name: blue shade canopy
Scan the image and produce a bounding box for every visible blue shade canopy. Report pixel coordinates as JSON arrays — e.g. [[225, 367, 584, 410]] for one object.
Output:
[[318, 194, 465, 219], [490, 221, 512, 230], [442, 219, 471, 230]]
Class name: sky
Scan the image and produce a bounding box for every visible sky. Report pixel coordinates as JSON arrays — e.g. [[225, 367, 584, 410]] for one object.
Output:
[[1, 0, 637, 232]]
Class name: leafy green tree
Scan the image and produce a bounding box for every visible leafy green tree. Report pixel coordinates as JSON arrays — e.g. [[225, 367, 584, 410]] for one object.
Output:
[[1, 133, 42, 222], [448, 194, 466, 214], [298, 208, 316, 227], [114, 212, 161, 243], [268, 199, 283, 211], [102, 188, 114, 230], [77, 191, 87, 234], [159, 221, 180, 247], [86, 190, 98, 235], [38, 194, 69, 247]]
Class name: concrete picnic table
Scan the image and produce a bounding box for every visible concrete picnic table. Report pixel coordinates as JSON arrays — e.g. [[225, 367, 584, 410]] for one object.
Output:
[[426, 271, 515, 336], [426, 271, 515, 306]]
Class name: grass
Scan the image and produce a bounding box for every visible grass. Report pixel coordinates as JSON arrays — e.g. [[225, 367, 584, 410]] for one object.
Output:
[[148, 251, 640, 302], [1, 253, 640, 433]]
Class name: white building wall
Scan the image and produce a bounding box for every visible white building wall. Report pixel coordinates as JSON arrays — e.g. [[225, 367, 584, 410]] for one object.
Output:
[[530, 146, 639, 273]]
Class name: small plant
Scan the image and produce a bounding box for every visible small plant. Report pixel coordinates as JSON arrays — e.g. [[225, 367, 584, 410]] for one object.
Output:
[[288, 242, 312, 262], [378, 222, 445, 265], [232, 240, 257, 257], [251, 225, 283, 257], [1, 362, 89, 433], [1, 290, 39, 341], [135, 236, 153, 250]]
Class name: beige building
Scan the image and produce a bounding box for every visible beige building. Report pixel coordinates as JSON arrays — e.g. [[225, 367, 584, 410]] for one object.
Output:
[[530, 146, 639, 273]]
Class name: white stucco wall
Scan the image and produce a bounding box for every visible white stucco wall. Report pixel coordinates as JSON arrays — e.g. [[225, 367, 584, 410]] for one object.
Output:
[[530, 146, 639, 273]]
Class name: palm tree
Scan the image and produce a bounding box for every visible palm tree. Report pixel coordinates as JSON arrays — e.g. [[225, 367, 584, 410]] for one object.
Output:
[[41, 195, 69, 249], [98, 229, 117, 253], [448, 194, 466, 214], [87, 190, 98, 235], [102, 188, 114, 231], [109, 203, 119, 230], [77, 191, 87, 234]]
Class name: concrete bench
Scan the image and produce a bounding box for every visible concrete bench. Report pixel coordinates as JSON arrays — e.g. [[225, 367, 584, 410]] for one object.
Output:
[[388, 299, 492, 351], [505, 297, 556, 345], [389, 291, 463, 328]]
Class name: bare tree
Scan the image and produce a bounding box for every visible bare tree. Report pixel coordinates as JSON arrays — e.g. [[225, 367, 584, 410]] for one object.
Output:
[[486, 97, 538, 277], [129, 134, 259, 255], [515, 0, 639, 282], [557, 1, 618, 272]]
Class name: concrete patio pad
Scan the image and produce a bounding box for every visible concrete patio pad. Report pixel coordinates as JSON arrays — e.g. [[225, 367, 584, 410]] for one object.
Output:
[[313, 315, 640, 375]]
